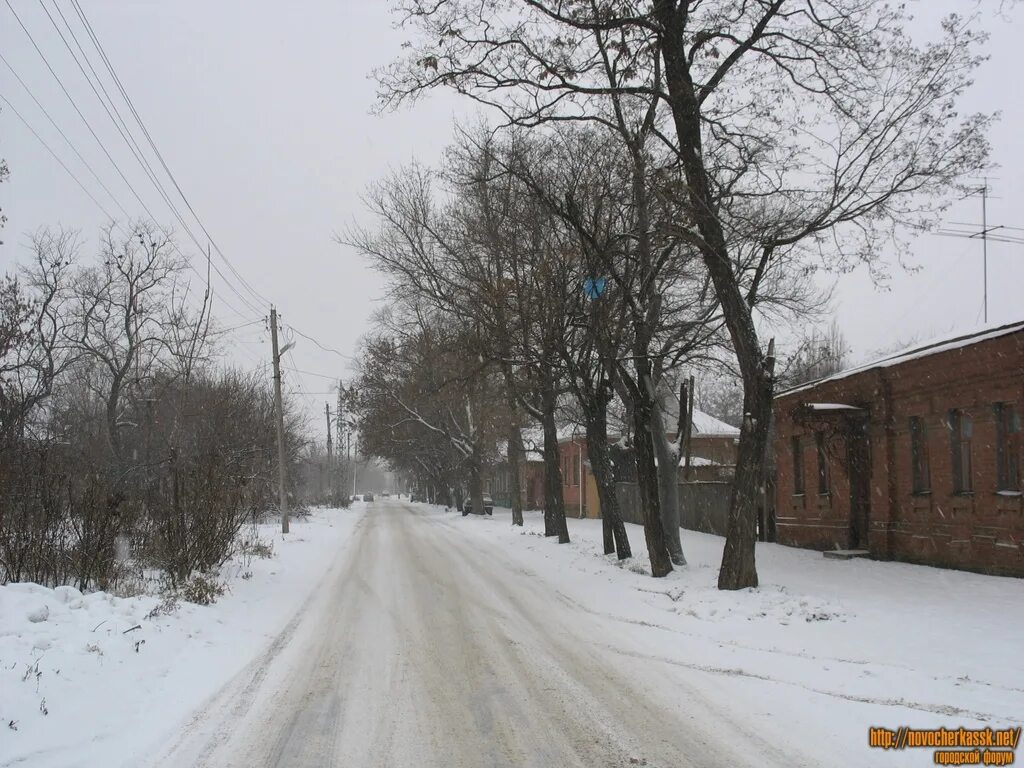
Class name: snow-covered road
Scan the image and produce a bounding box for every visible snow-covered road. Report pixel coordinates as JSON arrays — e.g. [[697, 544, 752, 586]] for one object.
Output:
[[148, 500, 810, 768]]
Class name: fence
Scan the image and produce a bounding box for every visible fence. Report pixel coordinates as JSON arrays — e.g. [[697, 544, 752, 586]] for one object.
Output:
[[615, 481, 733, 536]]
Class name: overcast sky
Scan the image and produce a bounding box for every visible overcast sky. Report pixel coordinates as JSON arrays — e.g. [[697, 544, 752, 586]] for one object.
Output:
[[1, 1, 1021, 442]]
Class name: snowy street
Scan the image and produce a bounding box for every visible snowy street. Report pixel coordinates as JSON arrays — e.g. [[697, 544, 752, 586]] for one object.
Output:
[[3, 500, 1022, 767], [147, 500, 798, 767], [141, 500, 1022, 768], [5, 2, 1024, 766]]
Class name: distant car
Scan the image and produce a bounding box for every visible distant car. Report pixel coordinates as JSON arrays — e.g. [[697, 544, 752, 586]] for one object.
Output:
[[381, 491, 390, 498], [363, 493, 375, 502], [461, 495, 493, 516]]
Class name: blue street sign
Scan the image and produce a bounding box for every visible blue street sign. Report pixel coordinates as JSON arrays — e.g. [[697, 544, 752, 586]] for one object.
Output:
[[583, 276, 606, 299]]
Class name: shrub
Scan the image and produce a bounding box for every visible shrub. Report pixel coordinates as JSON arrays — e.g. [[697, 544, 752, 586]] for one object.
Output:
[[177, 574, 225, 606]]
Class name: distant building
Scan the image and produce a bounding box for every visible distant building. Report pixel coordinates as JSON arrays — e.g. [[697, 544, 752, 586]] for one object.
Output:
[[773, 321, 1024, 576], [557, 410, 740, 519], [487, 435, 546, 511]]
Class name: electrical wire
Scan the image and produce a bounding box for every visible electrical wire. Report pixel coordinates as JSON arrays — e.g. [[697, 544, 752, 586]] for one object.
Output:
[[284, 324, 354, 360], [3, 1, 265, 323], [36, 0, 267, 318], [69, 0, 272, 311], [0, 91, 118, 222], [0, 51, 130, 220], [5, 4, 355, 403], [4, 0, 164, 227]]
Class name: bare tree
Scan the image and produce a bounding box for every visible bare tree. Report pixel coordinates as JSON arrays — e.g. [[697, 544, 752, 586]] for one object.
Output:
[[344, 156, 575, 539], [66, 223, 205, 464], [378, 0, 991, 588], [778, 320, 849, 389], [354, 308, 504, 518], [0, 150, 8, 245]]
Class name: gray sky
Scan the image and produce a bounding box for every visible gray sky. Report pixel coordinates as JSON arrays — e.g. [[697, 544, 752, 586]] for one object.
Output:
[[1, 1, 1021, 443]]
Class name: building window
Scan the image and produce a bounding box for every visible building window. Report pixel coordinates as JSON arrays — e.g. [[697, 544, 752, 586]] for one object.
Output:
[[995, 402, 1021, 492], [910, 416, 931, 494], [816, 432, 830, 495], [949, 409, 973, 494], [791, 436, 804, 495], [572, 454, 580, 486]]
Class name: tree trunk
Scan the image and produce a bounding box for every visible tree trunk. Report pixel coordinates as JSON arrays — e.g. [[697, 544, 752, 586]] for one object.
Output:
[[632, 363, 673, 577], [651, 390, 686, 565], [105, 379, 124, 464], [540, 382, 569, 543], [506, 411, 525, 526], [468, 452, 484, 515], [583, 402, 631, 559], [656, 7, 772, 588], [718, 367, 773, 589]]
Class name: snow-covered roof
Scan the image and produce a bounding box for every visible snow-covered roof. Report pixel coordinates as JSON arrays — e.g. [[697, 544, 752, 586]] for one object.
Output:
[[605, 407, 740, 440], [677, 455, 722, 468], [803, 403, 864, 412], [510, 407, 739, 463], [778, 319, 1024, 399], [688, 409, 741, 438]]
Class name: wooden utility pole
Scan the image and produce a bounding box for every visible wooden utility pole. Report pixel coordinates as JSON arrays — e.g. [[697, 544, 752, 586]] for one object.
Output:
[[270, 307, 292, 533]]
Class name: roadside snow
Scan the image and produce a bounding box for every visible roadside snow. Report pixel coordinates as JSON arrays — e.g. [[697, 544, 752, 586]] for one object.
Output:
[[444, 507, 1024, 765], [0, 505, 366, 768]]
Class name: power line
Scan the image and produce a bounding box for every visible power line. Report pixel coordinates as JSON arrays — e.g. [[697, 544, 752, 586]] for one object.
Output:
[[36, 0, 267, 318], [4, 0, 264, 323], [284, 324, 355, 360], [69, 0, 272, 311], [283, 348, 316, 411], [6, 3, 344, 389], [3, 92, 268, 369], [219, 318, 264, 334], [281, 367, 345, 381], [0, 51, 130, 219], [2, 85, 255, 323], [0, 91, 117, 221], [4, 0, 164, 227]]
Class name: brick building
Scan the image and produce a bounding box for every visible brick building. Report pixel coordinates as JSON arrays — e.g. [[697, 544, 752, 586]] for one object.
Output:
[[773, 321, 1024, 576]]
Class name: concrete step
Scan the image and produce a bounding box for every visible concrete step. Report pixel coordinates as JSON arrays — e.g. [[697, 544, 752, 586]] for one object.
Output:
[[823, 549, 870, 560]]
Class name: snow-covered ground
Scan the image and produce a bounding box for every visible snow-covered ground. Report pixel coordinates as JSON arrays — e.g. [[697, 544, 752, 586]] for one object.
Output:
[[0, 504, 366, 768], [447, 507, 1024, 764], [3, 500, 1020, 767]]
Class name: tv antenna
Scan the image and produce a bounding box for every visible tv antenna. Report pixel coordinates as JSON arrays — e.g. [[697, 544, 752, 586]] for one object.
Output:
[[934, 178, 1024, 324]]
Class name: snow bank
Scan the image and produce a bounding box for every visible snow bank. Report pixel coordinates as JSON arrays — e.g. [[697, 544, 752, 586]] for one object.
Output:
[[444, 507, 1024, 765], [0, 505, 366, 768]]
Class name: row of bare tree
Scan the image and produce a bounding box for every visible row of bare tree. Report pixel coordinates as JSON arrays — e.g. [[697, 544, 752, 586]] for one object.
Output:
[[0, 224, 304, 591], [348, 0, 990, 586]]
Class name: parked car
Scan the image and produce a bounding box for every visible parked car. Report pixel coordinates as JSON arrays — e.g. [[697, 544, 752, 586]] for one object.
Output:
[[461, 495, 493, 516], [363, 493, 375, 502], [381, 491, 390, 498]]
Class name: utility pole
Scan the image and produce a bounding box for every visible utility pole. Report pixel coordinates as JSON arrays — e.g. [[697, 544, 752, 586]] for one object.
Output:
[[351, 438, 358, 498], [270, 307, 294, 533], [325, 402, 334, 502]]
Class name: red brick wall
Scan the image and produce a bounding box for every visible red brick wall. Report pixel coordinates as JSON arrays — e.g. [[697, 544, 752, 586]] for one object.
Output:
[[774, 329, 1024, 576], [559, 438, 587, 514]]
